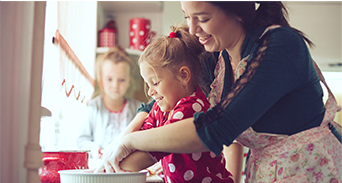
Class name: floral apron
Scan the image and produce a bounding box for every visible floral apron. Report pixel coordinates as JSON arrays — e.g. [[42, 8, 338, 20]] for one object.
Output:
[[234, 26, 342, 183]]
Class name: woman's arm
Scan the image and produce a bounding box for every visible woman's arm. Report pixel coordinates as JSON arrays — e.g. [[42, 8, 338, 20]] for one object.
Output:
[[104, 117, 209, 173], [127, 117, 208, 153], [120, 151, 155, 172]]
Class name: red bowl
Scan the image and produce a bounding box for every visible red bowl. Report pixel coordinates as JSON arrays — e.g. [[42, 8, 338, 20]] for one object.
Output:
[[39, 150, 90, 183]]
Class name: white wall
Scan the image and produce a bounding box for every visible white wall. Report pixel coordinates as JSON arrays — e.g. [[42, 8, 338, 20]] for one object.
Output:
[[0, 2, 45, 183], [285, 1, 341, 72], [162, 1, 186, 35]]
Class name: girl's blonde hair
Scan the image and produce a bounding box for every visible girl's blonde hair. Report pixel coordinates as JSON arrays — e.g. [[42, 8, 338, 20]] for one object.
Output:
[[95, 45, 133, 96], [138, 25, 205, 96]]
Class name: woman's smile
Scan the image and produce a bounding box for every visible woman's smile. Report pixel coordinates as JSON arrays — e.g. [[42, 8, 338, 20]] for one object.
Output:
[[198, 35, 212, 45]]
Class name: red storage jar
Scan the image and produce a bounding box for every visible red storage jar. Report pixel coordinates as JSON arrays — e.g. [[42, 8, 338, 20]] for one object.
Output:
[[98, 20, 117, 47], [38, 150, 89, 183], [129, 18, 152, 51]]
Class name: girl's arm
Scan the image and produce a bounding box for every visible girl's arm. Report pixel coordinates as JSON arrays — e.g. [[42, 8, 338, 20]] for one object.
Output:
[[115, 99, 155, 139], [223, 143, 244, 183], [116, 112, 148, 139], [119, 151, 155, 172]]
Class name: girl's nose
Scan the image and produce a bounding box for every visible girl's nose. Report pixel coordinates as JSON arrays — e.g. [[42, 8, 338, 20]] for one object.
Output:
[[148, 87, 156, 97], [113, 80, 119, 88]]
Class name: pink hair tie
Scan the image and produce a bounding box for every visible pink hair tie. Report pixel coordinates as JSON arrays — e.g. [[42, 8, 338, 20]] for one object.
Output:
[[169, 32, 178, 38]]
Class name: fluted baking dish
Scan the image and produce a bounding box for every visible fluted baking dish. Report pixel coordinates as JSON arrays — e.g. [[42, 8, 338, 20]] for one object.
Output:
[[58, 169, 147, 183]]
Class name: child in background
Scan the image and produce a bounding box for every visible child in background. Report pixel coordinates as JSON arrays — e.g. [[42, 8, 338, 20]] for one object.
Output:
[[77, 45, 141, 159], [119, 25, 234, 183]]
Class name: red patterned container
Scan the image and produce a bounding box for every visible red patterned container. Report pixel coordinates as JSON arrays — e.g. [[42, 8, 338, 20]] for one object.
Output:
[[98, 20, 117, 47], [38, 150, 89, 183], [129, 18, 152, 51]]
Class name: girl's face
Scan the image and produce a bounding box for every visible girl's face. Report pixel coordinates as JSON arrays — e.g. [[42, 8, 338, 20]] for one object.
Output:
[[181, 1, 244, 52], [140, 61, 186, 112], [101, 60, 131, 101]]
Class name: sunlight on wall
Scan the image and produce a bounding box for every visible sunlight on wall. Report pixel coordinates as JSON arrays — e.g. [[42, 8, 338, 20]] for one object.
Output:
[[40, 1, 97, 151], [322, 72, 342, 125]]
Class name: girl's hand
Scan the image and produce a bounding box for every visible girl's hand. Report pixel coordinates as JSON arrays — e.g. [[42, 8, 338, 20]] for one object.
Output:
[[147, 161, 163, 175]]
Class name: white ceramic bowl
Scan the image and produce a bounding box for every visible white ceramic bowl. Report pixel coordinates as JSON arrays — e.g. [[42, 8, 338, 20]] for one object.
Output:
[[58, 169, 147, 183]]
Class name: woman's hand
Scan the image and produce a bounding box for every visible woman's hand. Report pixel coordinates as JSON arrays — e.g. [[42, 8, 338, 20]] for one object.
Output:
[[94, 112, 148, 173], [94, 135, 134, 173], [91, 146, 103, 159]]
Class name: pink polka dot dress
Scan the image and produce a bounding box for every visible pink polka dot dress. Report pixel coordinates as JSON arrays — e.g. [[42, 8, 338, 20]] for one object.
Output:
[[142, 87, 234, 183]]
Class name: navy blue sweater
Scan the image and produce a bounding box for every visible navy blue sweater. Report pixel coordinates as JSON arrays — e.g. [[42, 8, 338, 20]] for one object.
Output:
[[138, 26, 325, 155]]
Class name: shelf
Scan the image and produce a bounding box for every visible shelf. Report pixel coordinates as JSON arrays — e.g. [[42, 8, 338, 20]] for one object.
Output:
[[98, 1, 163, 14], [96, 47, 143, 56]]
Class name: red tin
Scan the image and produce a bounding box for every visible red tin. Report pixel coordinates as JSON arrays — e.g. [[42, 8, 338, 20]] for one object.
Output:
[[38, 150, 89, 183], [129, 18, 152, 51], [98, 20, 117, 47]]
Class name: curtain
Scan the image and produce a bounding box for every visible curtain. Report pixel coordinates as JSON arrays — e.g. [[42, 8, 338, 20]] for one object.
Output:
[[55, 1, 97, 104]]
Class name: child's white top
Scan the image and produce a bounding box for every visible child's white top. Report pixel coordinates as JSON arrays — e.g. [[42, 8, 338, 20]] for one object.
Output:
[[77, 96, 141, 152]]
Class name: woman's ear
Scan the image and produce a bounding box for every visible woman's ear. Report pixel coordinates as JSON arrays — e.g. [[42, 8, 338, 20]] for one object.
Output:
[[178, 66, 191, 86]]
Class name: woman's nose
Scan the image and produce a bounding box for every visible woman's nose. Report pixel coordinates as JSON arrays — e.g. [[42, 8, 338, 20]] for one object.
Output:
[[188, 19, 200, 35]]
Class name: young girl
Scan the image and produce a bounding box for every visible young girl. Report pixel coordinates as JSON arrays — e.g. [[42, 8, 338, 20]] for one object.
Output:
[[118, 25, 234, 183], [76, 45, 141, 159]]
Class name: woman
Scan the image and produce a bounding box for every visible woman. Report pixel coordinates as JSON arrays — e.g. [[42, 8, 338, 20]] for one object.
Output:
[[98, 2, 342, 182]]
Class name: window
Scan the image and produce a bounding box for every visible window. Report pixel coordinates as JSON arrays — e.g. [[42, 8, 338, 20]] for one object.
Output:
[[40, 1, 97, 150]]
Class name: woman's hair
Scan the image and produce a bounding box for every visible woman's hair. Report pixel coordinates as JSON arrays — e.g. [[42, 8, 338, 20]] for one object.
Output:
[[138, 25, 205, 95], [95, 45, 133, 94], [209, 1, 314, 47]]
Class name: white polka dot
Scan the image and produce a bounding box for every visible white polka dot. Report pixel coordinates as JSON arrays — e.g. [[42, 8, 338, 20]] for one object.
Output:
[[197, 99, 204, 106], [154, 110, 157, 116], [139, 45, 144, 50], [139, 30, 145, 36], [130, 31, 134, 36], [192, 102, 202, 112], [132, 38, 137, 43], [192, 152, 202, 161], [146, 25, 151, 29], [183, 170, 194, 181], [202, 177, 212, 183], [216, 173, 223, 179], [206, 166, 211, 173], [146, 39, 151, 44], [156, 120, 159, 127], [167, 176, 172, 183], [210, 152, 216, 158], [173, 111, 184, 119], [176, 100, 181, 105], [132, 24, 137, 29], [168, 163, 175, 173]]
